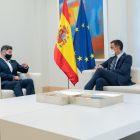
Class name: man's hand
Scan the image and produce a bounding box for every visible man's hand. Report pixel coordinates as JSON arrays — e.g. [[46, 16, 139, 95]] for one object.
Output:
[[22, 62, 28, 68], [95, 65, 99, 69], [14, 76, 21, 81], [95, 65, 104, 69], [98, 65, 104, 68]]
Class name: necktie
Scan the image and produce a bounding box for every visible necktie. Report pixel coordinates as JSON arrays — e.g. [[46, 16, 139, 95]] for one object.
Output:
[[110, 56, 117, 70]]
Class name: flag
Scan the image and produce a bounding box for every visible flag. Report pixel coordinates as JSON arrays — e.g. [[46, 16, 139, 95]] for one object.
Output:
[[73, 0, 96, 72], [54, 0, 78, 86]]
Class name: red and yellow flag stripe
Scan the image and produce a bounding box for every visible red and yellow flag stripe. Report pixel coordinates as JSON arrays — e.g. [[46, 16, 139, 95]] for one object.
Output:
[[54, 0, 78, 85]]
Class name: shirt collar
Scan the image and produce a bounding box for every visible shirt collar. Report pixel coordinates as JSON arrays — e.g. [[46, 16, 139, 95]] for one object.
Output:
[[116, 52, 124, 59]]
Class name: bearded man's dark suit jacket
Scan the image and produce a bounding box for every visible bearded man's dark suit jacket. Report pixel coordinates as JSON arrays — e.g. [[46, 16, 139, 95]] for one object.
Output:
[[84, 53, 135, 90], [0, 58, 35, 96]]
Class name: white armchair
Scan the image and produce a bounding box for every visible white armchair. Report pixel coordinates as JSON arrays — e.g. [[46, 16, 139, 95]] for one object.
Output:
[[0, 73, 42, 99], [82, 68, 140, 94]]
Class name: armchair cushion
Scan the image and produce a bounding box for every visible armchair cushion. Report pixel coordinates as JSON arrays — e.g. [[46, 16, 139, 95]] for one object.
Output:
[[1, 89, 26, 99]]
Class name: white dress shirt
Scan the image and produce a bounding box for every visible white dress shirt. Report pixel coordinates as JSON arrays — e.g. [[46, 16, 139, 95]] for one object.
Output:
[[1, 57, 13, 72]]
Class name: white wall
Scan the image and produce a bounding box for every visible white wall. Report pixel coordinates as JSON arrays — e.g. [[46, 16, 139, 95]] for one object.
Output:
[[126, 0, 140, 68], [108, 0, 127, 56], [0, 0, 43, 74], [36, 0, 49, 87], [45, 0, 68, 88]]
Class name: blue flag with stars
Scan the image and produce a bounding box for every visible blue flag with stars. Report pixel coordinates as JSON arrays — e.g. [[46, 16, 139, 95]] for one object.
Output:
[[73, 0, 96, 72]]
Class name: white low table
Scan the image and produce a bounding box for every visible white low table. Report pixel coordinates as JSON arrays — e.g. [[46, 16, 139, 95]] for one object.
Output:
[[1, 90, 140, 140], [0, 95, 60, 118], [0, 94, 60, 140]]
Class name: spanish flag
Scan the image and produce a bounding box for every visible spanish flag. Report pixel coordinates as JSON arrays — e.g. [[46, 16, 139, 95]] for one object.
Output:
[[54, 0, 78, 86]]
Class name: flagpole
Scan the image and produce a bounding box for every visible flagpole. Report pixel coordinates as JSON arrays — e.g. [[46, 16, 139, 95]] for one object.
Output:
[[68, 78, 69, 89]]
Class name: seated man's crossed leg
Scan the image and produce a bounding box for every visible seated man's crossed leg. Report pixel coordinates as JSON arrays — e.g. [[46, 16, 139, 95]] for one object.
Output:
[[84, 68, 118, 91]]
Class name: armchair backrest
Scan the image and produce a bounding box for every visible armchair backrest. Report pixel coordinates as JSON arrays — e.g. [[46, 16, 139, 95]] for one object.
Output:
[[131, 68, 140, 84], [19, 73, 42, 94], [0, 77, 1, 99]]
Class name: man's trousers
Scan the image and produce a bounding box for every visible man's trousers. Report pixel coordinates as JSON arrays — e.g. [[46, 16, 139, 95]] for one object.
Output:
[[2, 79, 35, 96], [84, 68, 119, 91]]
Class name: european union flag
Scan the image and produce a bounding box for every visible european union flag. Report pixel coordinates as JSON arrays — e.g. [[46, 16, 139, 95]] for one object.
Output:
[[73, 0, 96, 72]]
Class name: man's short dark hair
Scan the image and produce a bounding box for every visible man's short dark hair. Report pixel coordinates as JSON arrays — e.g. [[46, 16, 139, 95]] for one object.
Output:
[[1, 45, 13, 52], [110, 40, 123, 51]]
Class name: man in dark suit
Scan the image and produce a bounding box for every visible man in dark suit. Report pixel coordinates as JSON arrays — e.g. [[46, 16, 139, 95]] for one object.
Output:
[[84, 40, 134, 91], [0, 45, 35, 96]]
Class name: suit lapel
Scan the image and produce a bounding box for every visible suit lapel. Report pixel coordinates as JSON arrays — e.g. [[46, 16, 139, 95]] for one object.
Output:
[[0, 58, 16, 72], [116, 53, 126, 67], [0, 58, 13, 73]]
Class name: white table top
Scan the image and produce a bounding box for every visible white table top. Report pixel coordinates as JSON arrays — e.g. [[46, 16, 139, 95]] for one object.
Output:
[[1, 90, 140, 140], [66, 89, 140, 105], [2, 103, 140, 140], [0, 94, 59, 118]]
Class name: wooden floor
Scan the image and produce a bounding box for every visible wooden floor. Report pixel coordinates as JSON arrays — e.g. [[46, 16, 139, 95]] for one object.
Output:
[[42, 86, 69, 93]]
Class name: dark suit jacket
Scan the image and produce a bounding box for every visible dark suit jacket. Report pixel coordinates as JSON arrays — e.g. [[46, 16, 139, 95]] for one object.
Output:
[[0, 58, 29, 86], [100, 53, 134, 86]]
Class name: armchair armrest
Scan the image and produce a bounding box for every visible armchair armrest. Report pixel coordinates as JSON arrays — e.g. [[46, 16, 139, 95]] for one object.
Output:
[[82, 70, 96, 88], [0, 77, 1, 99], [19, 73, 42, 94]]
